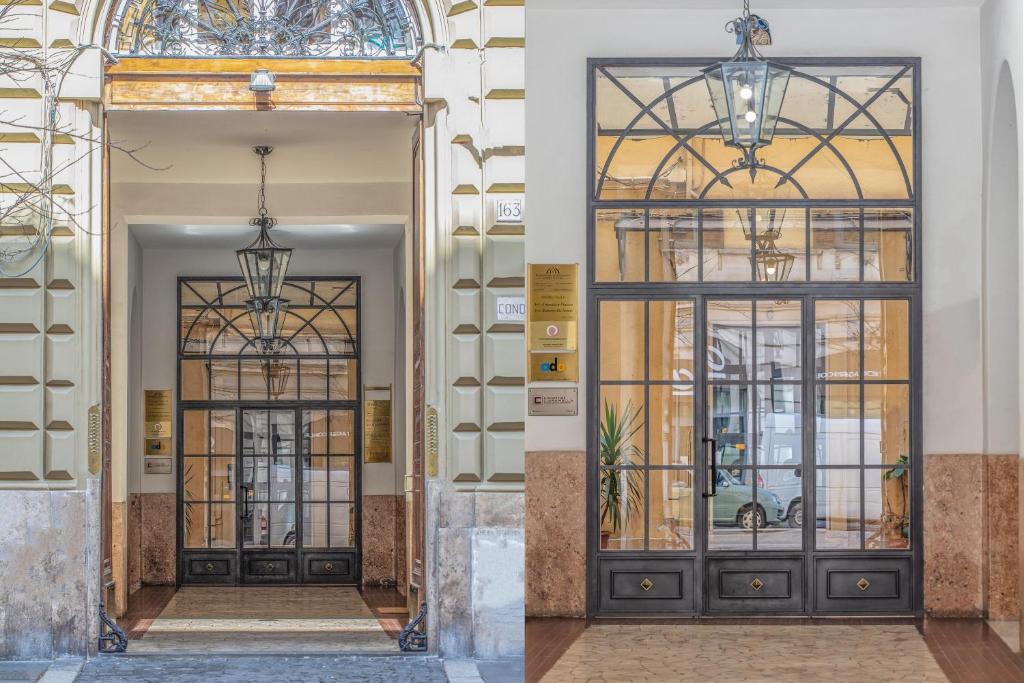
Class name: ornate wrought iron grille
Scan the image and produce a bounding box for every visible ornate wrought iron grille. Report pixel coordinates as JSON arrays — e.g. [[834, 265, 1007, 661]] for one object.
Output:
[[109, 0, 420, 58]]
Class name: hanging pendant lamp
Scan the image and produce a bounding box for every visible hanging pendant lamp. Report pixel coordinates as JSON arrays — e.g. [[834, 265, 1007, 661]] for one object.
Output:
[[237, 146, 292, 301], [704, 0, 791, 179]]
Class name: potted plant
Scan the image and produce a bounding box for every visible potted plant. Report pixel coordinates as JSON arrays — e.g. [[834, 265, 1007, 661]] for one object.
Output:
[[599, 399, 644, 549], [882, 454, 910, 546]]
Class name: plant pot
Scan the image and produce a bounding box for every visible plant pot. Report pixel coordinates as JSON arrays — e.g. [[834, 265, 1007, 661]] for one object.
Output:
[[600, 531, 610, 549]]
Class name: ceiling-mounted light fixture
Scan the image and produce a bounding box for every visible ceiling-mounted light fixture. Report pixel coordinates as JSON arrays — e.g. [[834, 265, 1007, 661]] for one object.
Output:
[[249, 69, 276, 92], [237, 146, 292, 301], [704, 0, 790, 179]]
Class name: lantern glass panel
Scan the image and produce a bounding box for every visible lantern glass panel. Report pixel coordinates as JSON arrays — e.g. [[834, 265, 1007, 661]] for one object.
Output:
[[760, 64, 791, 145]]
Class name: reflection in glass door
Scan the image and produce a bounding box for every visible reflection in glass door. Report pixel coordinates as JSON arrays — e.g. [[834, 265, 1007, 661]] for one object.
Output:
[[594, 294, 915, 615], [705, 299, 803, 553], [241, 410, 297, 550]]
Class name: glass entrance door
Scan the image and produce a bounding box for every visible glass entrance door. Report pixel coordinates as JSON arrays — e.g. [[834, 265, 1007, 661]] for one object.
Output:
[[594, 294, 914, 615], [240, 409, 298, 576], [702, 298, 806, 612]]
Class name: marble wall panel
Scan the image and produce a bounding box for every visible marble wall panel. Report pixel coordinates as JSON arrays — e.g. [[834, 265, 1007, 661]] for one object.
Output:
[[986, 454, 1019, 618], [141, 493, 175, 585], [362, 494, 405, 587], [525, 451, 586, 617]]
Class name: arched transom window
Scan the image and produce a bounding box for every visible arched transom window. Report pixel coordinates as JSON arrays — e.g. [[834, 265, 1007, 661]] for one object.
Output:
[[108, 0, 421, 58]]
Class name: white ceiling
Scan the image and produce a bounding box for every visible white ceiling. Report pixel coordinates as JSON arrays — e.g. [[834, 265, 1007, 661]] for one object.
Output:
[[108, 110, 416, 184], [129, 223, 404, 250], [532, 0, 982, 8]]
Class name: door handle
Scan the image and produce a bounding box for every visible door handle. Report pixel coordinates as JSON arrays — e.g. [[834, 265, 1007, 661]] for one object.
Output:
[[702, 437, 717, 498]]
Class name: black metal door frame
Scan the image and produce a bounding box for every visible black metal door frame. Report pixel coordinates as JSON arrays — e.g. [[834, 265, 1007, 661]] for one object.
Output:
[[585, 57, 923, 618], [175, 275, 363, 586]]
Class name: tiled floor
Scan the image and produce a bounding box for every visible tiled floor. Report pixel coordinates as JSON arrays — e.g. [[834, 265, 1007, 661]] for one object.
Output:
[[528, 618, 1024, 682], [122, 586, 398, 655]]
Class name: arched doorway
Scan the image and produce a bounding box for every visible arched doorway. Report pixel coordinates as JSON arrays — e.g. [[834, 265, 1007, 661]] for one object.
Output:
[[96, 0, 433, 654]]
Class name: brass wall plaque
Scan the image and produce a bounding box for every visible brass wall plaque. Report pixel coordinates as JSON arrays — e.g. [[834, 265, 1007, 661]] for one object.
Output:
[[528, 352, 579, 382], [364, 397, 393, 464], [145, 438, 171, 456], [144, 390, 172, 439], [527, 264, 578, 351], [528, 388, 578, 416]]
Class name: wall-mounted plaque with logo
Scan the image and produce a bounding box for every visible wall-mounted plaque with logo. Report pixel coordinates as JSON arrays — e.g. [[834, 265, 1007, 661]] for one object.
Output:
[[527, 263, 578, 351], [528, 263, 579, 382], [363, 385, 393, 464], [144, 390, 172, 461]]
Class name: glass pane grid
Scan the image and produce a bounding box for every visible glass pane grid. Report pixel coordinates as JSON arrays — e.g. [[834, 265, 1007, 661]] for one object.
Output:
[[594, 205, 914, 285], [813, 297, 911, 551], [599, 299, 695, 552]]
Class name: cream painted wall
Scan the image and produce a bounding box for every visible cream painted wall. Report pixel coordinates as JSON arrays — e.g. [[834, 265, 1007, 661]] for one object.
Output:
[[525, 4, 986, 456], [125, 243, 406, 497], [979, 0, 1024, 455]]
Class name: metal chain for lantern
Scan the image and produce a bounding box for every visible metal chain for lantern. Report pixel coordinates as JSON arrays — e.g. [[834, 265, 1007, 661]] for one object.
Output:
[[237, 146, 292, 353], [704, 0, 790, 179]]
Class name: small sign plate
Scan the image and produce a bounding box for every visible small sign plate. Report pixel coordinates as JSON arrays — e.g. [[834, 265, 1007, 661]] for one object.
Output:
[[144, 457, 172, 474], [495, 198, 523, 223], [496, 296, 526, 322], [528, 388, 578, 416], [529, 351, 579, 382], [145, 438, 171, 456]]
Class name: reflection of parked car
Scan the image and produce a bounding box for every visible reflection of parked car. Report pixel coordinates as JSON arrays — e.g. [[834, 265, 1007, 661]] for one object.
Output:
[[713, 469, 785, 529]]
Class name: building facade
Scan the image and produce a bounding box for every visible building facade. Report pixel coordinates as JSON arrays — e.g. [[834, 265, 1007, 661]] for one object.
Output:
[[0, 0, 526, 660]]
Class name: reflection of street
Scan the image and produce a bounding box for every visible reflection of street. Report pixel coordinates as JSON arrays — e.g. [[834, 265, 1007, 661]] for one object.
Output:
[[708, 527, 803, 550]]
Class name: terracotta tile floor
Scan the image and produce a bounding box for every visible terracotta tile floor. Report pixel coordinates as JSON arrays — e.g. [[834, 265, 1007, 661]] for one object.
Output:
[[528, 618, 1024, 682], [120, 585, 404, 655]]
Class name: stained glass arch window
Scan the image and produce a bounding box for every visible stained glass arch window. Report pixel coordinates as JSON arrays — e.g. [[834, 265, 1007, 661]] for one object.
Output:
[[108, 0, 421, 58]]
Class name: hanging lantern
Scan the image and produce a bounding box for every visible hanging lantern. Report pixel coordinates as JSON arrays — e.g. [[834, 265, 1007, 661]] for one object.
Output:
[[262, 359, 293, 398], [237, 146, 292, 300], [247, 296, 289, 350], [704, 0, 790, 178]]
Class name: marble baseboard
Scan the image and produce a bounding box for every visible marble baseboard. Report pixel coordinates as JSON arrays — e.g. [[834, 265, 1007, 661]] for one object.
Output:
[[140, 493, 175, 585], [362, 494, 405, 587], [985, 454, 1019, 619], [127, 493, 142, 593], [525, 451, 586, 618], [924, 454, 985, 616], [923, 453, 1020, 618]]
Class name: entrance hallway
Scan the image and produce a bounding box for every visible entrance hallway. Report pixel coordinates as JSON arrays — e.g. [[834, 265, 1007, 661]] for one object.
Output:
[[527, 619, 1024, 682], [119, 586, 405, 654]]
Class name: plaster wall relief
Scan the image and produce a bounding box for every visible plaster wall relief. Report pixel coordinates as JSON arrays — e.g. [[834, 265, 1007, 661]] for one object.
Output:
[[421, 0, 526, 658]]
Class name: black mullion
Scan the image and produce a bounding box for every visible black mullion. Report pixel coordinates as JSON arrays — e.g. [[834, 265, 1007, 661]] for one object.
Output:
[[859, 300, 866, 550], [643, 301, 650, 551], [804, 208, 811, 281], [644, 209, 651, 283], [295, 407, 303, 553], [859, 208, 866, 282], [206, 409, 212, 549], [749, 208, 757, 282], [751, 299, 758, 550], [697, 208, 704, 282]]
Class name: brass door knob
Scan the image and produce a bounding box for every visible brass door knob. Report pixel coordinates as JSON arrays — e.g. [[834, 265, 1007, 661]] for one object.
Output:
[[639, 577, 654, 591], [324, 562, 334, 571], [205, 563, 214, 571]]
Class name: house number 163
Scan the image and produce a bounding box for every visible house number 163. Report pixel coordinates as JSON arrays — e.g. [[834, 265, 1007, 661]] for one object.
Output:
[[495, 199, 523, 223]]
